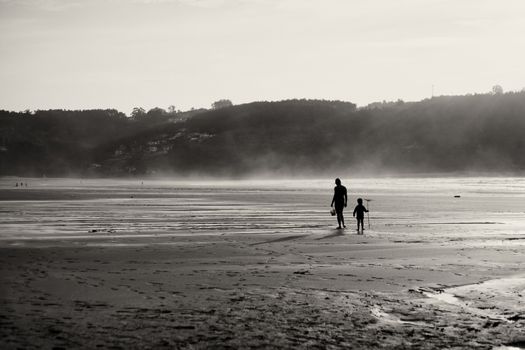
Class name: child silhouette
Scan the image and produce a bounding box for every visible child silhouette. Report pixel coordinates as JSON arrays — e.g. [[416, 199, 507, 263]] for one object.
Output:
[[353, 198, 369, 234]]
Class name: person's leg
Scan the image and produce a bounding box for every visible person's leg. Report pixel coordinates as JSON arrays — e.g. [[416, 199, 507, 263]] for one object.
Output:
[[336, 209, 342, 228], [340, 211, 345, 228]]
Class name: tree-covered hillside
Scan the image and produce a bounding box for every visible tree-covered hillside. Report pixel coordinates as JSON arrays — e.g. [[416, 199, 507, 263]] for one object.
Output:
[[1, 93, 525, 177]]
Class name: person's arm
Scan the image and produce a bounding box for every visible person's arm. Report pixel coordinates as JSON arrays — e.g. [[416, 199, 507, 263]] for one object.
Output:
[[330, 189, 335, 207], [353, 206, 356, 217], [344, 189, 347, 207]]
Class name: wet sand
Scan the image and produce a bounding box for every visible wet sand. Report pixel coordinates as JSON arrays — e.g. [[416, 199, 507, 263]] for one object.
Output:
[[1, 178, 525, 349]]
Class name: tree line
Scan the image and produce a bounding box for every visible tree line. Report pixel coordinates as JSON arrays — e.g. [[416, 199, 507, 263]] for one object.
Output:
[[1, 93, 524, 177]]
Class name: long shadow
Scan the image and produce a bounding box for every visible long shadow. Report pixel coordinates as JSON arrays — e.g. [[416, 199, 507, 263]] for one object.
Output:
[[316, 230, 345, 240], [250, 234, 309, 246]]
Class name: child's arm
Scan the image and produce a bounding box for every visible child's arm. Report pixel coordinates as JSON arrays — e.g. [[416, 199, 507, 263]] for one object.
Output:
[[353, 206, 357, 217]]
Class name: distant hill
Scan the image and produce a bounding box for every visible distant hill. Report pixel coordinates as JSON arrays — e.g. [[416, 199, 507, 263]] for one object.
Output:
[[2, 93, 525, 177]]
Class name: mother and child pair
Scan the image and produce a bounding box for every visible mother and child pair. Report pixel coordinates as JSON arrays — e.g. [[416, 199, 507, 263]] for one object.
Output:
[[330, 178, 368, 233]]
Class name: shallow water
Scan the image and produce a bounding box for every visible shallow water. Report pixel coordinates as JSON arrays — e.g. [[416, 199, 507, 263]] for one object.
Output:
[[1, 177, 524, 245]]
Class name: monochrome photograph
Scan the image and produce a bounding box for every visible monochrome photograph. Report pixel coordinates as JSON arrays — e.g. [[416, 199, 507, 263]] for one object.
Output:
[[1, 1, 524, 348]]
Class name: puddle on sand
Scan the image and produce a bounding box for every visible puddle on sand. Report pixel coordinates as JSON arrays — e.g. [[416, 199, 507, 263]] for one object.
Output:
[[370, 306, 431, 327], [422, 275, 525, 322], [422, 290, 509, 321]]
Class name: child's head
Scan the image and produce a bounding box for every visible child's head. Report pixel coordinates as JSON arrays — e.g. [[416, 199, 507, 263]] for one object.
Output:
[[357, 198, 363, 204]]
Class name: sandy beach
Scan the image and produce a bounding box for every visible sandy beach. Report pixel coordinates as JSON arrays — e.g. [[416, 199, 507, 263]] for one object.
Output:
[[1, 177, 524, 349]]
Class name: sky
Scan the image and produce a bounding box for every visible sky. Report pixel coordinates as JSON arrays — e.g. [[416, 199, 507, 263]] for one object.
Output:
[[1, 0, 524, 114]]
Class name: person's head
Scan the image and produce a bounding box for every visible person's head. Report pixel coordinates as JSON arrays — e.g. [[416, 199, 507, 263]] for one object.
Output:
[[335, 178, 341, 186], [357, 198, 363, 204]]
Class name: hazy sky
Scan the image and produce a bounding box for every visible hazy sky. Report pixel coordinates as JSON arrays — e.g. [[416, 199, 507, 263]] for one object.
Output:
[[1, 0, 524, 114]]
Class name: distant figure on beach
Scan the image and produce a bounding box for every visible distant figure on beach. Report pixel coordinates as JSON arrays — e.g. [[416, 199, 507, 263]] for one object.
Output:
[[330, 178, 347, 229], [15, 182, 18, 188], [353, 198, 369, 234]]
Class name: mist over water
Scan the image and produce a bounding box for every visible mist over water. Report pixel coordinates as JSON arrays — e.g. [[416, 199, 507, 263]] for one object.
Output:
[[1, 177, 524, 246]]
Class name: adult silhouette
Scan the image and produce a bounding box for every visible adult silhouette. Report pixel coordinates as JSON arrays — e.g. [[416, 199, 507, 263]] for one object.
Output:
[[330, 178, 347, 229]]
